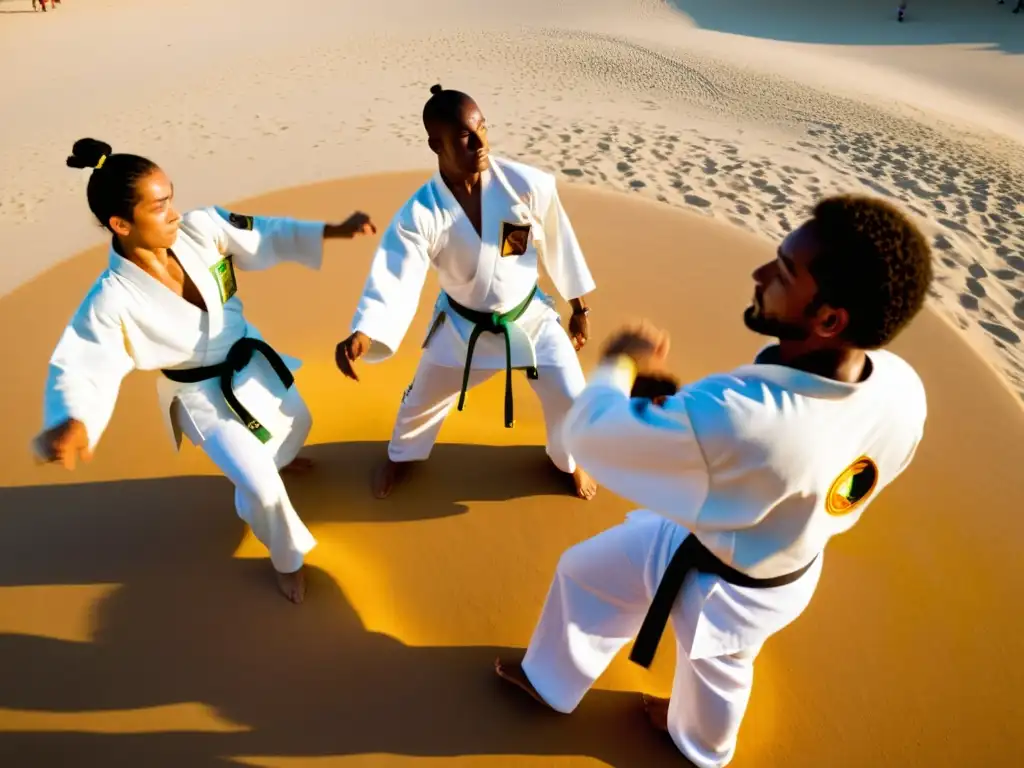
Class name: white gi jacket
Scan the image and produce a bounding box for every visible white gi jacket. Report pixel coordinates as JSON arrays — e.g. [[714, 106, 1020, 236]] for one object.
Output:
[[40, 206, 325, 453], [563, 347, 927, 658], [349, 155, 596, 372]]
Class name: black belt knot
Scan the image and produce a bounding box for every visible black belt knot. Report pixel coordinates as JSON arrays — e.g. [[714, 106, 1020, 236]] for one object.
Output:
[[445, 285, 539, 429], [629, 534, 818, 669], [161, 337, 293, 444]]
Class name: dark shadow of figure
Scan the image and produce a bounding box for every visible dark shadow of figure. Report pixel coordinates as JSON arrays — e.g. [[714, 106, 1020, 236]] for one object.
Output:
[[0, 441, 689, 767], [671, 0, 1024, 54]]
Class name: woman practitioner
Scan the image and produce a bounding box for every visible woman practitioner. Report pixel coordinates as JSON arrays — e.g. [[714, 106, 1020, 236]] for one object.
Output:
[[34, 138, 376, 603]]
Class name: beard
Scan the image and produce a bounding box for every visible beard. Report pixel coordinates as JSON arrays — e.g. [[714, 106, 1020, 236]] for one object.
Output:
[[743, 305, 811, 341]]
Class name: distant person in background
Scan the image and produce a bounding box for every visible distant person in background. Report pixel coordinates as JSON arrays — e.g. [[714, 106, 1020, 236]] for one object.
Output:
[[897, 2, 906, 22]]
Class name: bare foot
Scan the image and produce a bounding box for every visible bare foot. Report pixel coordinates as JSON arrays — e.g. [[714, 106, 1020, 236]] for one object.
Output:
[[494, 657, 552, 710], [641, 693, 670, 732], [275, 566, 306, 604], [371, 458, 412, 499], [572, 466, 598, 500], [281, 456, 314, 476]]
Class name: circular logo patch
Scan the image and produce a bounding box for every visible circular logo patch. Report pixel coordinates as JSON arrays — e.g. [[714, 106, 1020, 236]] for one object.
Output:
[[825, 456, 879, 516]]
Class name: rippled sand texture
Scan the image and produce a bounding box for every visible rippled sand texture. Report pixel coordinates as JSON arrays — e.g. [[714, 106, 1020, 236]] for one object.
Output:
[[1, 0, 1022, 403]]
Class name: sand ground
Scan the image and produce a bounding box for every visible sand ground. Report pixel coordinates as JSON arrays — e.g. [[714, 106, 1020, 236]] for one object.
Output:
[[2, 174, 1022, 767], [1, 0, 1023, 765], [1, 0, 1023, 400]]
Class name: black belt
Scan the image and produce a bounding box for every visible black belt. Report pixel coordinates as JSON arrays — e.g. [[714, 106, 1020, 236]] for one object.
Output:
[[161, 337, 294, 444], [630, 534, 818, 668], [446, 286, 539, 428]]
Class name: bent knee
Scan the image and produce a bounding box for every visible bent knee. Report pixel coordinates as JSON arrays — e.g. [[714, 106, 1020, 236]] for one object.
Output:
[[241, 469, 290, 511], [536, 366, 584, 407], [283, 386, 312, 432], [556, 539, 594, 580]]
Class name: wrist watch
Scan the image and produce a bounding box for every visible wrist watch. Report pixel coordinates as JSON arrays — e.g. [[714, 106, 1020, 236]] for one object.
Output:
[[572, 306, 590, 316]]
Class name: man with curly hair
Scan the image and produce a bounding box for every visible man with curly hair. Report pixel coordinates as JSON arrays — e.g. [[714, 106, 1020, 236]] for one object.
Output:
[[496, 194, 933, 766]]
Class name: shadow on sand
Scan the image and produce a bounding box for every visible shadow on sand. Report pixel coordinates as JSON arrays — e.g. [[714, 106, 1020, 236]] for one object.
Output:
[[670, 0, 1024, 55], [0, 441, 686, 767]]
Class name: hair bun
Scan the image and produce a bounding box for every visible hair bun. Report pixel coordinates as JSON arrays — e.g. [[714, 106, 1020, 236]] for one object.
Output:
[[429, 84, 443, 95], [66, 138, 113, 170]]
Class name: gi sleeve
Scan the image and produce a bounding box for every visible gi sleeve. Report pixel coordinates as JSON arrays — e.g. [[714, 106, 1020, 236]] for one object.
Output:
[[349, 203, 432, 363], [42, 286, 136, 452], [204, 206, 325, 272], [538, 181, 596, 301], [561, 355, 724, 531]]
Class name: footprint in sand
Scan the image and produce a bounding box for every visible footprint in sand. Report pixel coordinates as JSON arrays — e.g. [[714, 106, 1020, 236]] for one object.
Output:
[[684, 194, 711, 208], [960, 294, 979, 311], [966, 278, 986, 298], [979, 322, 1021, 345]]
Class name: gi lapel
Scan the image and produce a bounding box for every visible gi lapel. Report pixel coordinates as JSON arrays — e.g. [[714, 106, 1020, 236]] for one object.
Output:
[[432, 168, 499, 309], [108, 247, 206, 324], [170, 231, 227, 337], [488, 156, 545, 257]]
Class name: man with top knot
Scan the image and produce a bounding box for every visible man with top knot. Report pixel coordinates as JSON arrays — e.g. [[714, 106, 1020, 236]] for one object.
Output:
[[495, 194, 933, 766], [335, 85, 599, 500]]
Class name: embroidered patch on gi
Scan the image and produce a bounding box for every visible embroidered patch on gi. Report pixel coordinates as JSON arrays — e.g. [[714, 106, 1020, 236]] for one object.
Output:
[[210, 256, 238, 304], [825, 456, 878, 516], [226, 211, 254, 231], [500, 221, 531, 257]]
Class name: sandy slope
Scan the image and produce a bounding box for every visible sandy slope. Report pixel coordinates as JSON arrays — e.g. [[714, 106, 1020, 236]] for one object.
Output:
[[0, 0, 1023, 764], [0, 174, 1021, 767], [0, 0, 1022, 402]]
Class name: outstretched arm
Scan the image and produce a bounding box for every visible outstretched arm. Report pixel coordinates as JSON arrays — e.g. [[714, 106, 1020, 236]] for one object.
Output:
[[36, 287, 136, 467], [538, 183, 595, 349], [563, 355, 714, 527], [204, 206, 375, 272], [539, 183, 596, 303], [563, 324, 765, 533], [345, 210, 432, 365]]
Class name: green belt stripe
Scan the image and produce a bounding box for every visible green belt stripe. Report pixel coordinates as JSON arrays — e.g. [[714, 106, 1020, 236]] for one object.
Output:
[[446, 285, 539, 428]]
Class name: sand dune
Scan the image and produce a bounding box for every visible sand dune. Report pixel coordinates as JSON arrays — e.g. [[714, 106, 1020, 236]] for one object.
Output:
[[1, 175, 1022, 766], [1, 0, 1021, 402], [1, 0, 1023, 764]]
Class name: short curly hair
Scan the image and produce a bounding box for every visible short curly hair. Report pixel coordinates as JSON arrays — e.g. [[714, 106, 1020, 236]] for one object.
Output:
[[807, 194, 933, 349]]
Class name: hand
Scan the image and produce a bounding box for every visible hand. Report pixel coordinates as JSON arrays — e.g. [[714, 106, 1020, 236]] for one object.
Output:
[[335, 331, 371, 381], [327, 212, 377, 239], [33, 418, 92, 470], [631, 373, 681, 406], [600, 321, 671, 373], [568, 308, 590, 352]]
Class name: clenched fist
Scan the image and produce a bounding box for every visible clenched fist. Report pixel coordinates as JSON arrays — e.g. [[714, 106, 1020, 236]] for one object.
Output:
[[600, 320, 671, 373], [34, 418, 92, 470], [335, 331, 371, 381]]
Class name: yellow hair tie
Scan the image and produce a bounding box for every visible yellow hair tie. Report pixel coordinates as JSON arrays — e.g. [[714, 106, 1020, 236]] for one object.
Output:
[[95, 154, 107, 170]]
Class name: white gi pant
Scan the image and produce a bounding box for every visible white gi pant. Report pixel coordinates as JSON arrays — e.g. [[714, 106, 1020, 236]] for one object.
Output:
[[387, 331, 586, 474], [173, 379, 317, 575], [521, 510, 823, 767]]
